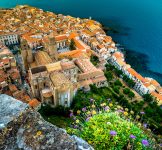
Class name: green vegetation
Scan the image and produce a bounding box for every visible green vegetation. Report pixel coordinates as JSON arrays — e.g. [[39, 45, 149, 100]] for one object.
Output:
[[44, 115, 71, 128], [69, 38, 76, 50], [104, 71, 113, 81], [123, 88, 135, 99], [39, 62, 162, 140], [123, 75, 136, 88], [71, 84, 162, 134], [114, 79, 122, 86], [39, 104, 71, 128], [90, 55, 99, 66], [105, 63, 135, 88], [68, 101, 158, 150]]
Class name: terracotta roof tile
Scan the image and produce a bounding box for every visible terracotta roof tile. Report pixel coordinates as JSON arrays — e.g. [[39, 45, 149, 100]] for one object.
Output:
[[28, 99, 40, 108]]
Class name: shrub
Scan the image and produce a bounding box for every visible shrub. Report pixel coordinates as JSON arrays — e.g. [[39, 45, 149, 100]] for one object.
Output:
[[105, 71, 113, 81], [69, 38, 76, 50], [114, 68, 123, 77], [128, 91, 135, 99], [112, 86, 120, 94], [68, 101, 158, 150], [123, 88, 131, 94], [114, 79, 122, 86], [90, 55, 99, 66]]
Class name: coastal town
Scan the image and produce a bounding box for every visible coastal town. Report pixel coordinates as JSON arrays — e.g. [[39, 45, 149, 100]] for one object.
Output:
[[0, 5, 161, 108], [0, 4, 162, 150]]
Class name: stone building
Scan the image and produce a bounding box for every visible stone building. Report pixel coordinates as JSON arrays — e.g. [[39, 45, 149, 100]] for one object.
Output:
[[29, 63, 76, 107], [20, 38, 34, 70], [28, 56, 107, 107], [43, 33, 58, 61]]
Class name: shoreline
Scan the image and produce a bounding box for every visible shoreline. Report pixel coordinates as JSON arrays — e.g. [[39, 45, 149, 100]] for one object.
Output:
[[102, 25, 162, 86]]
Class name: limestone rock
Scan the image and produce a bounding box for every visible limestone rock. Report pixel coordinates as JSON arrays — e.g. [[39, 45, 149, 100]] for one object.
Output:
[[0, 95, 93, 150]]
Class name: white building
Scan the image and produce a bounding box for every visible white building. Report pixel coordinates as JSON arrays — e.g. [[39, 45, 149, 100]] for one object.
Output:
[[0, 33, 19, 45]]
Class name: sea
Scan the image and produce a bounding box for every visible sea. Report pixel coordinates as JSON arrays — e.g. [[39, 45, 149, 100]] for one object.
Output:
[[0, 0, 162, 84]]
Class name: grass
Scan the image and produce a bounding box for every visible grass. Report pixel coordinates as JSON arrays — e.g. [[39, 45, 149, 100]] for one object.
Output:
[[43, 115, 72, 128]]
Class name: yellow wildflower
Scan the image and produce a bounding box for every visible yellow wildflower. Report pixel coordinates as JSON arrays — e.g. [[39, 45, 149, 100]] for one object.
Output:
[[109, 103, 113, 107], [92, 110, 96, 115], [137, 123, 141, 127], [77, 110, 81, 114], [86, 111, 91, 115], [103, 103, 106, 106], [124, 111, 128, 116], [91, 104, 96, 108], [147, 129, 151, 132], [76, 119, 80, 123]]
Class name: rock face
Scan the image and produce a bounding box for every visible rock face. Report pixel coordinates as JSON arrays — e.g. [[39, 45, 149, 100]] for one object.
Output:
[[0, 94, 93, 150]]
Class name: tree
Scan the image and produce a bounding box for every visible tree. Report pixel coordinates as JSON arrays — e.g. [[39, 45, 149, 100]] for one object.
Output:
[[105, 71, 113, 81], [114, 79, 122, 86], [123, 88, 130, 95], [143, 94, 153, 103], [90, 55, 99, 66], [69, 38, 76, 50], [105, 63, 115, 71], [127, 79, 135, 88], [128, 91, 135, 99], [113, 86, 120, 94], [114, 68, 123, 77], [90, 84, 99, 94]]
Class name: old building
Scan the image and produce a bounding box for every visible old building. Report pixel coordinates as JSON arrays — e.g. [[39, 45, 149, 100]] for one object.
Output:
[[0, 33, 19, 46], [29, 64, 75, 107], [43, 33, 58, 61]]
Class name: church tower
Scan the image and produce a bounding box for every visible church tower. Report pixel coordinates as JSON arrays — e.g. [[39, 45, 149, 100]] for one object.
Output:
[[20, 38, 34, 70], [47, 33, 58, 61]]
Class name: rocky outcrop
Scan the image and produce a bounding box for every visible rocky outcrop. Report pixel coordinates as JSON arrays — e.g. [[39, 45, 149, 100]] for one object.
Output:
[[0, 94, 93, 150]]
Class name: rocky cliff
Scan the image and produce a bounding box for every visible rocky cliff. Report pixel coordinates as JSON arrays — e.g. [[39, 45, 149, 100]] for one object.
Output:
[[0, 94, 93, 150]]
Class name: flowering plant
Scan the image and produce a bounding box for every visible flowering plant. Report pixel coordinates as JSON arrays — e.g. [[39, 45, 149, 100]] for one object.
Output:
[[67, 99, 160, 150]]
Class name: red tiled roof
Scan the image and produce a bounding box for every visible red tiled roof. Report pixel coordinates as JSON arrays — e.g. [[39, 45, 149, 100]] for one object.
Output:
[[28, 99, 41, 108], [55, 35, 68, 41], [151, 91, 162, 101], [127, 68, 144, 81]]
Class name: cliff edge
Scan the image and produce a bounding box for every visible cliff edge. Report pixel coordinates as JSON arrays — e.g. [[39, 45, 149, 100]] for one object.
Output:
[[0, 94, 93, 150]]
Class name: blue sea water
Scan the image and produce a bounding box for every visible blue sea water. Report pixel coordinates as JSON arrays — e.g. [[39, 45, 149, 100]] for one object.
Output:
[[0, 0, 162, 84]]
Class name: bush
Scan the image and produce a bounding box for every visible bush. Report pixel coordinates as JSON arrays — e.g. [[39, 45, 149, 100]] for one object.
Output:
[[114, 68, 123, 77], [112, 86, 120, 94], [128, 91, 135, 99], [123, 88, 131, 94], [123, 75, 135, 88], [105, 63, 115, 71], [114, 79, 122, 86], [69, 38, 76, 50], [68, 102, 157, 150], [90, 55, 99, 66], [143, 94, 153, 103], [105, 71, 113, 81]]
